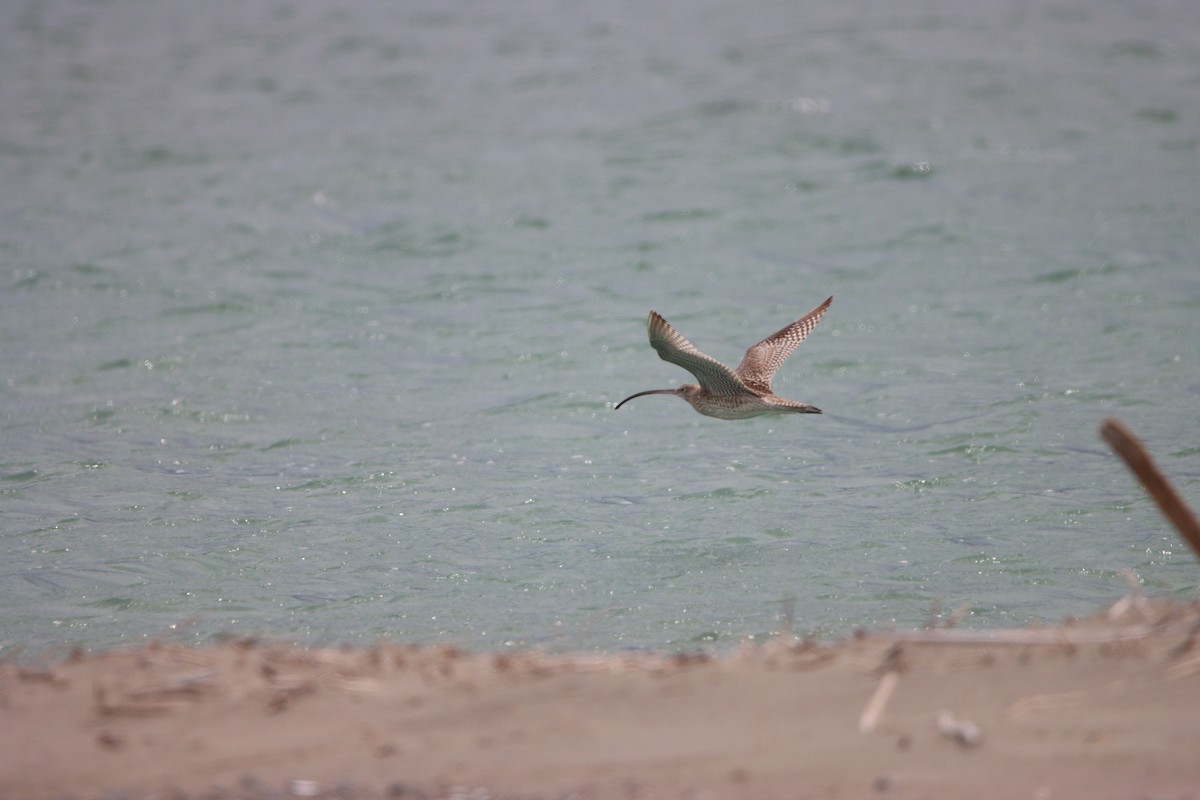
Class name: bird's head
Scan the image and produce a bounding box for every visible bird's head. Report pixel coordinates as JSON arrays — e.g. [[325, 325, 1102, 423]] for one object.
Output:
[[614, 384, 700, 410]]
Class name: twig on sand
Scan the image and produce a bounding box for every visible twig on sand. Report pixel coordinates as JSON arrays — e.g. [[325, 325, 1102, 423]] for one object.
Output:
[[1008, 689, 1088, 718], [890, 624, 1153, 646], [1100, 417, 1200, 560], [858, 670, 899, 734]]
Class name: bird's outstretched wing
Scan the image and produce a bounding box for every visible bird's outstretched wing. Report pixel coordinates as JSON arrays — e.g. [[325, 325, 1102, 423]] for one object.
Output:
[[647, 311, 756, 397], [734, 296, 832, 394]]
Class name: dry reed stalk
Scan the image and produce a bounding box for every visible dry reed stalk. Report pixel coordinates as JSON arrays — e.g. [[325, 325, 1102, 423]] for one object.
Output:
[[858, 670, 899, 734], [890, 625, 1154, 646], [1101, 417, 1200, 560]]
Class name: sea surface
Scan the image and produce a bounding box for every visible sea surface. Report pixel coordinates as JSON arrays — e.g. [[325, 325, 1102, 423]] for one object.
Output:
[[3, 0, 1199, 655]]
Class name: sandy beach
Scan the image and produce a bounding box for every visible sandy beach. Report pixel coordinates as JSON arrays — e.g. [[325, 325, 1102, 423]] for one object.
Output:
[[4, 596, 1199, 800]]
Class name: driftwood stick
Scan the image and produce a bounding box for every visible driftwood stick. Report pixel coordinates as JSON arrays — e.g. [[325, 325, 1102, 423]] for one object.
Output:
[[1100, 417, 1200, 561], [858, 670, 899, 734], [892, 624, 1154, 646]]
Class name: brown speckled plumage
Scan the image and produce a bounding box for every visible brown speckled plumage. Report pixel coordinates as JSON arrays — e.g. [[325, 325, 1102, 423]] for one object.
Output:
[[615, 296, 832, 420]]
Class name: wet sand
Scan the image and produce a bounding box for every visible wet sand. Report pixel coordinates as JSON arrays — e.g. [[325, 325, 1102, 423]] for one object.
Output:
[[4, 597, 1199, 800]]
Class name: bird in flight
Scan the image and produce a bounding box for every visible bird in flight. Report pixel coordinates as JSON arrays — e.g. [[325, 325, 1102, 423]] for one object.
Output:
[[615, 296, 832, 420]]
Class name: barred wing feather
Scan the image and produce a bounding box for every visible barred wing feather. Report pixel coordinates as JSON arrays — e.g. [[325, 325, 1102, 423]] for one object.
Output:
[[734, 296, 832, 394], [647, 311, 756, 398]]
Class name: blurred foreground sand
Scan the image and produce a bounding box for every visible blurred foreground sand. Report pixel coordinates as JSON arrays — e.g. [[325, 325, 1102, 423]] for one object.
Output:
[[4, 597, 1199, 799]]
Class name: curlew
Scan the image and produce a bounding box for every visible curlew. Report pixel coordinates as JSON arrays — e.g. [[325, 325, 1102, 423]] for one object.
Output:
[[615, 296, 832, 420]]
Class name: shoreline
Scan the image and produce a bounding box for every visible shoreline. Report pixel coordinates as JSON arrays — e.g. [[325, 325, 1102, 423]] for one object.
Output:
[[5, 595, 1199, 799]]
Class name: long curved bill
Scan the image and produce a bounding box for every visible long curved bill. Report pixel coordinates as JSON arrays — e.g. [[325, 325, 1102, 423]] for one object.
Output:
[[614, 388, 677, 410]]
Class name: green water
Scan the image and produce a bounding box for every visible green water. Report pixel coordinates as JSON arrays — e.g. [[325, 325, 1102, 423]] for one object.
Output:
[[2, 0, 1198, 654]]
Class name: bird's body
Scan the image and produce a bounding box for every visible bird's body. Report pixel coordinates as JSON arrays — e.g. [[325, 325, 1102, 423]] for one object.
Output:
[[615, 296, 832, 420]]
